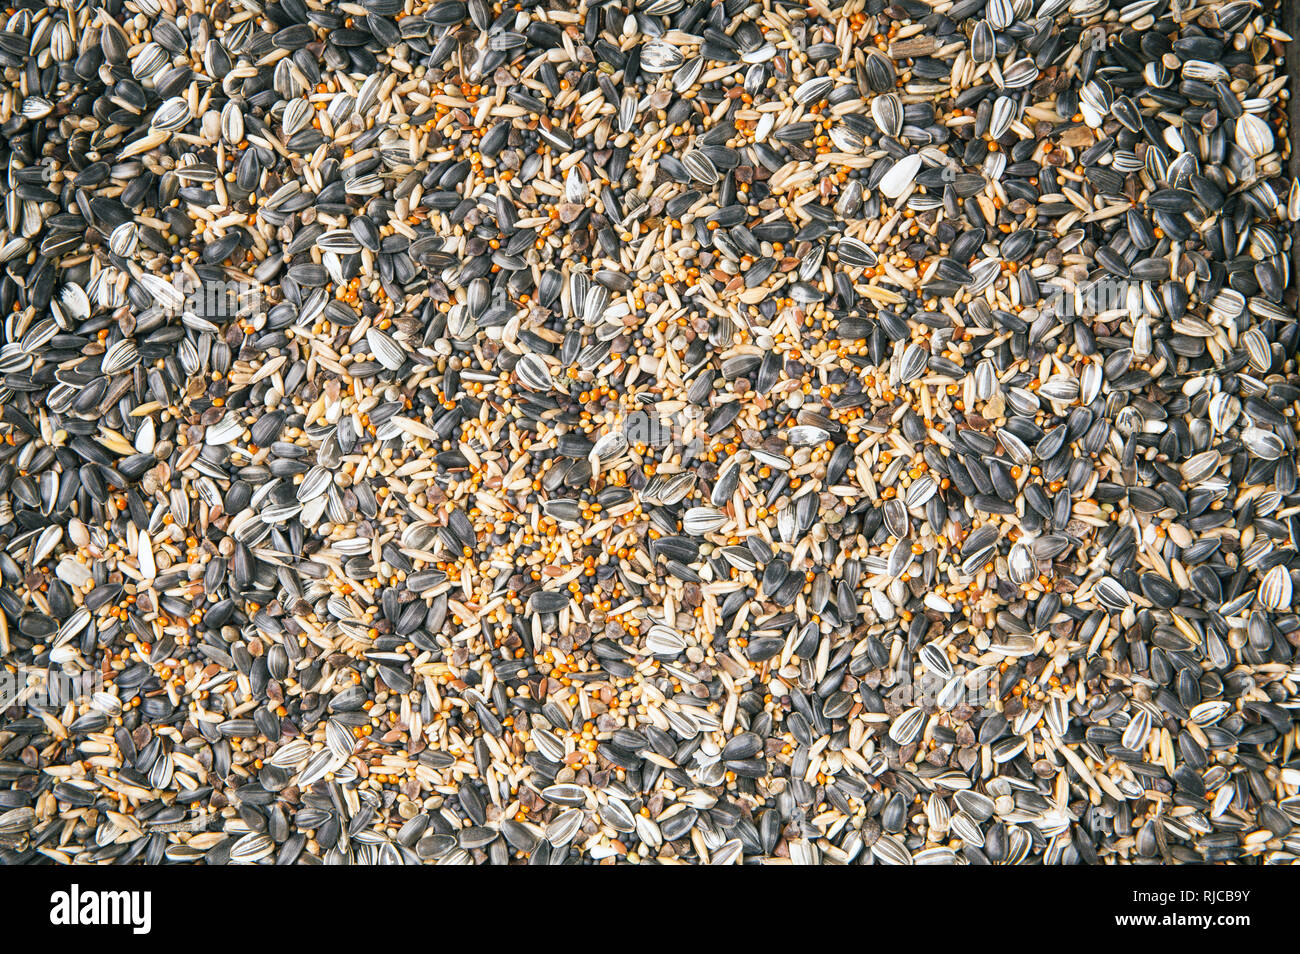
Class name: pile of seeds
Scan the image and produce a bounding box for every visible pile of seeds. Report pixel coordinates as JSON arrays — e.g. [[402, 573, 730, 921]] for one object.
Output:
[[0, 0, 1298, 866]]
